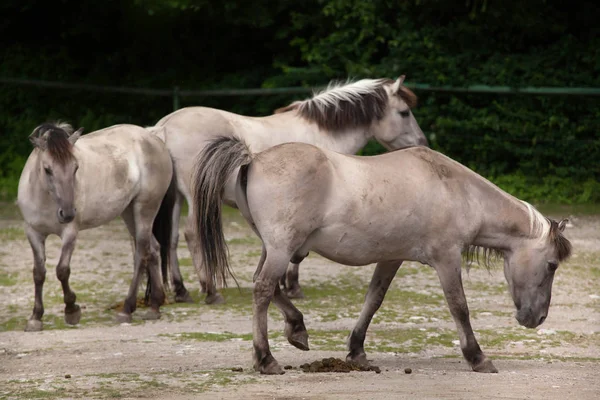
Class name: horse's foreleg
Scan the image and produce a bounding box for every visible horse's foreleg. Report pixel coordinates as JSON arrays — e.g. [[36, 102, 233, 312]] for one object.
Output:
[[25, 227, 47, 332], [347, 260, 402, 365], [434, 256, 497, 373], [272, 284, 309, 351], [253, 252, 289, 375], [184, 211, 224, 305], [56, 228, 81, 326], [169, 195, 192, 303]]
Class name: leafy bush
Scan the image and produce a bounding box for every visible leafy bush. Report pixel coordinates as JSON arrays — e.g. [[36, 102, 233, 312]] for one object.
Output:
[[0, 0, 598, 204]]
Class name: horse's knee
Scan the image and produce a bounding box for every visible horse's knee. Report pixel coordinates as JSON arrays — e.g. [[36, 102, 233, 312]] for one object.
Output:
[[56, 264, 71, 282], [33, 267, 46, 285]]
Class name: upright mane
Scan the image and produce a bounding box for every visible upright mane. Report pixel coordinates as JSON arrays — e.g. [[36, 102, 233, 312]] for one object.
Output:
[[275, 78, 417, 132], [31, 122, 76, 165], [465, 200, 572, 268]]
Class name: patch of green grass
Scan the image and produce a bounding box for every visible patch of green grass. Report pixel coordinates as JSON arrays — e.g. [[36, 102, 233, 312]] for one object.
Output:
[[179, 257, 193, 267], [589, 266, 600, 278], [307, 327, 458, 353], [227, 236, 261, 246], [160, 331, 253, 342], [0, 315, 26, 332], [6, 388, 67, 399], [463, 281, 506, 296], [0, 272, 18, 286], [0, 225, 24, 240], [243, 249, 262, 258]]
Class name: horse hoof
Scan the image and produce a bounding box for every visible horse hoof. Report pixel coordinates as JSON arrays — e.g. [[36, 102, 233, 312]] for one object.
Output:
[[472, 358, 498, 373], [346, 351, 368, 366], [205, 293, 226, 305], [64, 304, 81, 325], [286, 327, 309, 351], [175, 290, 194, 303], [141, 309, 161, 320], [25, 319, 43, 332], [256, 359, 285, 375], [286, 287, 305, 299], [116, 312, 132, 324]]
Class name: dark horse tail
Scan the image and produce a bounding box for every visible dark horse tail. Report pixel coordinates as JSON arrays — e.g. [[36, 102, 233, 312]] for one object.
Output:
[[192, 136, 252, 290], [145, 156, 178, 304]]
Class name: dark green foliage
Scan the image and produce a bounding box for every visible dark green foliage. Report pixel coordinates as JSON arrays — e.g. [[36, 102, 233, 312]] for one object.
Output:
[[0, 0, 598, 202]]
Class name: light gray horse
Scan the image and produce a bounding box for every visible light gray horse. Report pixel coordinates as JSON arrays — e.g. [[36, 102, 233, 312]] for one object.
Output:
[[192, 137, 572, 374], [151, 76, 428, 304], [17, 122, 176, 331]]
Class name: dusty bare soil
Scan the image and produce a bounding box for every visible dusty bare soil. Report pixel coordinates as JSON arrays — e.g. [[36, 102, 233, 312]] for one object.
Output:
[[0, 203, 599, 399]]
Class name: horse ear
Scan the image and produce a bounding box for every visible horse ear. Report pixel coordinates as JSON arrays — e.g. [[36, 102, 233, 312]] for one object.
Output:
[[28, 127, 48, 150], [29, 135, 47, 150], [391, 75, 406, 94], [558, 219, 568, 232], [68, 127, 84, 144]]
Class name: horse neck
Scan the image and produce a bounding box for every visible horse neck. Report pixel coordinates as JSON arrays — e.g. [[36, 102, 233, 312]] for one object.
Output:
[[470, 181, 540, 252], [253, 111, 371, 154]]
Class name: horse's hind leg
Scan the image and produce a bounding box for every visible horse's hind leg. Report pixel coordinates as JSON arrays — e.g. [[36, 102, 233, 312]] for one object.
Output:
[[347, 260, 402, 365], [283, 262, 304, 299], [118, 204, 165, 323], [56, 227, 81, 326], [253, 251, 290, 375], [24, 227, 47, 332], [433, 254, 497, 373], [272, 284, 309, 351], [169, 192, 192, 302]]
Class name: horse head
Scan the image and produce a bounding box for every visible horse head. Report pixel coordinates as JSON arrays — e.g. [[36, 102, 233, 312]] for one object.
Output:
[[504, 218, 572, 328], [370, 76, 429, 150], [29, 123, 83, 224]]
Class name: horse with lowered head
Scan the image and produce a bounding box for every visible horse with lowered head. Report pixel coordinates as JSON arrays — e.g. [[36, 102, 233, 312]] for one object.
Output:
[[192, 136, 572, 374], [17, 122, 176, 331], [151, 75, 428, 304]]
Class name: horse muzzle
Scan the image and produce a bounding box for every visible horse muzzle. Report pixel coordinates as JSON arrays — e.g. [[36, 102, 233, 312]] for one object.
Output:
[[515, 306, 547, 329], [57, 207, 76, 224]]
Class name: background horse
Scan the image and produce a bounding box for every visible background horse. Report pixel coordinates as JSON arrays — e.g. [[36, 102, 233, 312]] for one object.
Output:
[[17, 122, 175, 331], [151, 75, 428, 304], [192, 137, 572, 374]]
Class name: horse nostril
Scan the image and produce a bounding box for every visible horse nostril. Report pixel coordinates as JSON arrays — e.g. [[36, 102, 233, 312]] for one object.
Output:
[[539, 316, 546, 325], [58, 209, 64, 218]]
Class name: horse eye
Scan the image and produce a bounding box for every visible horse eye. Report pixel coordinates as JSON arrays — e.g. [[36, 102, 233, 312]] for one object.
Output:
[[44, 167, 53, 176], [547, 261, 559, 272], [398, 110, 410, 118]]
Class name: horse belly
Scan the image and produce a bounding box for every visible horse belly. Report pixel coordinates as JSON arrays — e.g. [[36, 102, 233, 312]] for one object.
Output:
[[306, 225, 408, 266]]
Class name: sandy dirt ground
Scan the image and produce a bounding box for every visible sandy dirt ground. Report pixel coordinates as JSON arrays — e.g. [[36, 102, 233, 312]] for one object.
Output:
[[0, 204, 599, 399]]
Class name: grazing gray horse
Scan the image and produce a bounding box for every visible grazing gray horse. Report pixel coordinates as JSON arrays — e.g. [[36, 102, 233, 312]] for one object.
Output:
[[192, 137, 572, 374], [17, 122, 175, 331], [151, 76, 428, 304]]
